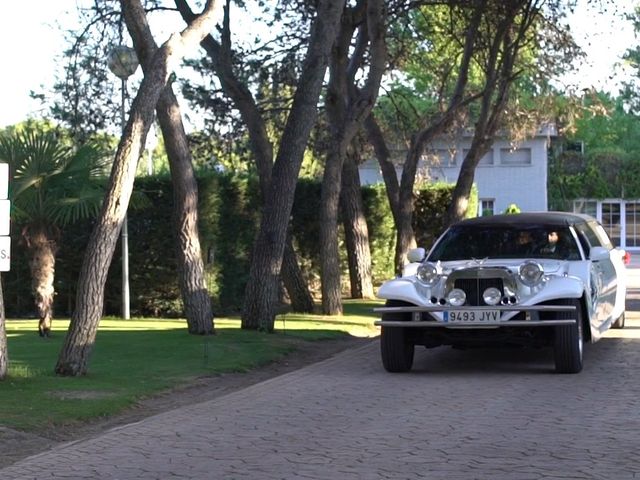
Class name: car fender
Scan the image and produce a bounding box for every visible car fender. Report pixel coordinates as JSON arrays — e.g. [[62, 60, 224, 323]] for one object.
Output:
[[487, 275, 585, 323], [402, 263, 420, 277], [566, 260, 610, 338], [378, 275, 588, 311], [610, 247, 627, 321], [378, 275, 591, 318], [537, 275, 585, 302], [377, 278, 429, 306], [543, 273, 606, 341]]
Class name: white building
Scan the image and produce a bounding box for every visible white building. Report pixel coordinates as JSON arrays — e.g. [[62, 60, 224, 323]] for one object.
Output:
[[359, 126, 556, 216]]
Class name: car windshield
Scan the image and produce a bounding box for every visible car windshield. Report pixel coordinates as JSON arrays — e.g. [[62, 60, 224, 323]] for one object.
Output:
[[428, 225, 582, 261]]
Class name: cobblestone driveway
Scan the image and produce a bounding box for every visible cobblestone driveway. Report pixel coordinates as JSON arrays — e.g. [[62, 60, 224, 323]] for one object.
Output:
[[3, 283, 640, 479]]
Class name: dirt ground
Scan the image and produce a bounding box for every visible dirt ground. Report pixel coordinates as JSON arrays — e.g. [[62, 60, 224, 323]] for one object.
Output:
[[0, 336, 373, 469]]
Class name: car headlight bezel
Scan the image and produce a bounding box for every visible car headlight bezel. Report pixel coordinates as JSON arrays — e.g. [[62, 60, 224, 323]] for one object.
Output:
[[482, 287, 502, 306], [447, 288, 467, 306], [518, 261, 544, 287], [416, 262, 440, 286]]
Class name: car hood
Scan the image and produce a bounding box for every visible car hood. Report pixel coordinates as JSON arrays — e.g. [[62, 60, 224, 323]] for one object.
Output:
[[434, 258, 566, 274]]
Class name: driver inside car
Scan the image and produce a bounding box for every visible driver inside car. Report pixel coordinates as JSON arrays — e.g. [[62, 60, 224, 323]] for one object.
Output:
[[539, 230, 560, 255]]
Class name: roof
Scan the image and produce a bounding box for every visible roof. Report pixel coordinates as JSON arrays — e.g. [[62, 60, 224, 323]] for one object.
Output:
[[454, 212, 595, 228]]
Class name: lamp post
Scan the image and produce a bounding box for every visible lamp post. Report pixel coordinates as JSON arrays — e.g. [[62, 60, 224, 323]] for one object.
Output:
[[107, 45, 139, 320]]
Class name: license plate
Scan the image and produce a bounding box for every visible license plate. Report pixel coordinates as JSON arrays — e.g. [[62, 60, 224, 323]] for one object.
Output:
[[443, 310, 500, 323]]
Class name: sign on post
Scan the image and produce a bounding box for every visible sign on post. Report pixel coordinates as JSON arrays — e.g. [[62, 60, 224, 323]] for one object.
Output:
[[0, 163, 9, 272]]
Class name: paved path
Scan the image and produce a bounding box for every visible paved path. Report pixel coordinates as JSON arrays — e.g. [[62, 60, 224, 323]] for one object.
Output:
[[2, 269, 640, 479]]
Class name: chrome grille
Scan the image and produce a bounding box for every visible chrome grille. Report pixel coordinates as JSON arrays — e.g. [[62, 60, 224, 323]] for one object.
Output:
[[454, 278, 504, 306]]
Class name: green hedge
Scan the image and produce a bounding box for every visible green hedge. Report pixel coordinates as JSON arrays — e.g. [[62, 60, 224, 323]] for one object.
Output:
[[2, 175, 472, 317], [548, 148, 640, 210]]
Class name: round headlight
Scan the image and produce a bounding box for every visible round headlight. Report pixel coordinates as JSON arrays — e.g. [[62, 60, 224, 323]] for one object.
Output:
[[519, 261, 544, 287], [483, 287, 502, 306], [447, 288, 466, 306], [417, 262, 439, 286]]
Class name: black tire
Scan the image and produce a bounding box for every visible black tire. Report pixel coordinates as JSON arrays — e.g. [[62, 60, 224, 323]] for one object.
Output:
[[380, 301, 415, 373], [381, 326, 414, 372], [554, 299, 584, 374], [612, 312, 625, 329]]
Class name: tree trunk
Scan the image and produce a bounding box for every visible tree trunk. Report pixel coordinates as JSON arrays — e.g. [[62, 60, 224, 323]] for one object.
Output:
[[242, 0, 345, 331], [125, 1, 214, 334], [55, 0, 222, 376], [395, 145, 421, 272], [364, 114, 400, 220], [281, 235, 315, 312], [444, 1, 526, 226], [341, 149, 374, 299], [0, 275, 7, 380], [25, 225, 58, 337], [319, 0, 386, 314], [320, 143, 347, 315], [157, 90, 214, 334], [445, 140, 492, 225], [364, 3, 484, 273], [175, 0, 314, 313], [447, 165, 476, 224]]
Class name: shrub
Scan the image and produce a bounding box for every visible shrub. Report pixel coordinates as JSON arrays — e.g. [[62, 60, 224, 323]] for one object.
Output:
[[2, 175, 472, 316]]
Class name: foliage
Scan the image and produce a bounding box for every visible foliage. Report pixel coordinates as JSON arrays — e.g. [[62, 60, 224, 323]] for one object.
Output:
[[0, 123, 110, 227], [0, 308, 377, 431], [548, 92, 640, 209], [179, 0, 311, 174], [621, 5, 640, 115], [124, 176, 183, 316], [413, 183, 478, 248], [2, 173, 469, 317], [375, 1, 579, 147], [32, 0, 130, 142], [186, 130, 254, 174], [361, 185, 397, 285], [198, 173, 261, 313], [290, 178, 323, 289]]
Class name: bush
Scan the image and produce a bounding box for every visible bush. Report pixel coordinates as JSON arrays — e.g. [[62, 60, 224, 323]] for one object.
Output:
[[2, 175, 472, 317]]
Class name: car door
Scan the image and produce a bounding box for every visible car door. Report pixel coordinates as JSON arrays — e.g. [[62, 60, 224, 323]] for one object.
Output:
[[582, 221, 619, 328], [589, 221, 626, 322], [574, 225, 606, 330]]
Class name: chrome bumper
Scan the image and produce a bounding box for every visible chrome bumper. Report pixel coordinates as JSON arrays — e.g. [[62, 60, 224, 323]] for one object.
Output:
[[374, 304, 576, 328]]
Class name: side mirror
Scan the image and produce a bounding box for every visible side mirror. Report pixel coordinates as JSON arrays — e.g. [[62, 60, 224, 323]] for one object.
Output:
[[407, 248, 426, 263], [589, 246, 610, 262]]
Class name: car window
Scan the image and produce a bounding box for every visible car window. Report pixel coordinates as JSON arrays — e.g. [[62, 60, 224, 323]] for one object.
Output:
[[589, 221, 614, 249], [574, 223, 599, 248], [428, 225, 581, 261], [575, 221, 613, 250], [574, 229, 591, 256]]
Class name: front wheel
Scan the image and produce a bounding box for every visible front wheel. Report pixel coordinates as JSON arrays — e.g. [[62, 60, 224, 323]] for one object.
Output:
[[554, 299, 584, 374], [381, 326, 414, 372], [379, 300, 415, 372]]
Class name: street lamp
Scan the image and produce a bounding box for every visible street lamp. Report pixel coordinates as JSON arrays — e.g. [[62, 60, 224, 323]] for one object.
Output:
[[107, 45, 139, 320]]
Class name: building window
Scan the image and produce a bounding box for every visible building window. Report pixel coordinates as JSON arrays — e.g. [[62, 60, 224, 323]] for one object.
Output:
[[480, 199, 495, 216], [626, 201, 640, 248], [463, 149, 494, 165], [500, 148, 532, 165]]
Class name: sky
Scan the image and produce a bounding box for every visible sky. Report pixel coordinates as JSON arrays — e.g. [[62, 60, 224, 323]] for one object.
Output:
[[0, 1, 81, 128], [0, 1, 638, 129]]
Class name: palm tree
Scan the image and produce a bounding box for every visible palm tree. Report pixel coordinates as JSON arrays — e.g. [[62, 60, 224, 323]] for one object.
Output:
[[0, 125, 108, 337]]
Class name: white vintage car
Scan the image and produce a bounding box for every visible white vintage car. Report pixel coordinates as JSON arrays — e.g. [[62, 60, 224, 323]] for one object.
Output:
[[375, 212, 628, 374]]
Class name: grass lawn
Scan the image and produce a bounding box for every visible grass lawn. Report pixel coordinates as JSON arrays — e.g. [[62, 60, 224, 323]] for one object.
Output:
[[0, 299, 382, 432]]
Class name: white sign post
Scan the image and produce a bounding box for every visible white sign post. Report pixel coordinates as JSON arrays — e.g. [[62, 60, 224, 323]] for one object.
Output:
[[0, 163, 10, 271]]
